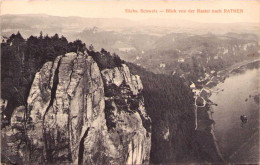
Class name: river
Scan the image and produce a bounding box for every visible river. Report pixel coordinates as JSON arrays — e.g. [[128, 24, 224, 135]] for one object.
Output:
[[210, 66, 259, 163]]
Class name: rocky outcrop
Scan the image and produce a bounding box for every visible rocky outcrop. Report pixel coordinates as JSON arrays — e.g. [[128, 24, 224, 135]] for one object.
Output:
[[2, 52, 151, 164]]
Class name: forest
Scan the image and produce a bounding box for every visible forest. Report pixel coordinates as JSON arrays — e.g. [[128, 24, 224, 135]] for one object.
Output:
[[1, 32, 86, 123], [127, 62, 196, 163], [1, 32, 196, 163], [1, 32, 137, 125]]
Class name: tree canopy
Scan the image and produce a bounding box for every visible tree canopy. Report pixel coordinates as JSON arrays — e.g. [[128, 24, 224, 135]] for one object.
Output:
[[1, 32, 86, 123]]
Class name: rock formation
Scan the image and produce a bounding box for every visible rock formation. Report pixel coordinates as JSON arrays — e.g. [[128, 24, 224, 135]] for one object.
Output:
[[1, 52, 151, 164]]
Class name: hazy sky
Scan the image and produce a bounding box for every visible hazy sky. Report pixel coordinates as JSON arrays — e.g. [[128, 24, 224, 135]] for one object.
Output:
[[1, 0, 260, 23]]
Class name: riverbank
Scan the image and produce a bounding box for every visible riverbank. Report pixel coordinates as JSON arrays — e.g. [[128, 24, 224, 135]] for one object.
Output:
[[190, 58, 260, 163], [206, 58, 260, 90], [209, 63, 259, 163]]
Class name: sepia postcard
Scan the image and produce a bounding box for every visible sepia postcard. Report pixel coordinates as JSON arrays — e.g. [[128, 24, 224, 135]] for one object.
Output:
[[0, 0, 259, 164]]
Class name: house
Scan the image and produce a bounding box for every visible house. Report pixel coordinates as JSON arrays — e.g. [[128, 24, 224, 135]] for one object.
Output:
[[118, 47, 135, 52], [190, 82, 196, 89], [160, 63, 166, 68], [178, 58, 185, 63], [1, 36, 8, 43]]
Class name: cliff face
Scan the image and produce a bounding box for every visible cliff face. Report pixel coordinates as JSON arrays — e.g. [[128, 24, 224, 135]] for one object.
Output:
[[127, 63, 224, 164], [2, 52, 151, 164]]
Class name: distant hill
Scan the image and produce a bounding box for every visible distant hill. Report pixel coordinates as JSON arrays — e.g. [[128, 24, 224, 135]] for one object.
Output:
[[1, 14, 140, 39], [2, 14, 260, 39], [2, 14, 259, 84]]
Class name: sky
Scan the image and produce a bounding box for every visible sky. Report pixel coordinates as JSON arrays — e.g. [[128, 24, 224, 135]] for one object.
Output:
[[1, 0, 260, 23]]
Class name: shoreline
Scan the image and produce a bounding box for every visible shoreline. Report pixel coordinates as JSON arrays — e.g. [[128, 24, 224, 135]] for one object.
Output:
[[208, 59, 260, 162], [209, 58, 260, 90], [191, 58, 260, 163]]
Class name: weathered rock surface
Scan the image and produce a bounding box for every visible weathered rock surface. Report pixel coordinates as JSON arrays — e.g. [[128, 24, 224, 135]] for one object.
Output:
[[2, 52, 151, 164]]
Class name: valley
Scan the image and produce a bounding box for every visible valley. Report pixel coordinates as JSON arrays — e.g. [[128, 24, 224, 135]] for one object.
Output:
[[1, 14, 260, 164]]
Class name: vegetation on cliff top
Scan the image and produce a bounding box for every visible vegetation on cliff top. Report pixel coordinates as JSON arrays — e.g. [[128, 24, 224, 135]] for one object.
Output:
[[1, 32, 83, 121], [1, 32, 125, 124], [1, 32, 196, 163]]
